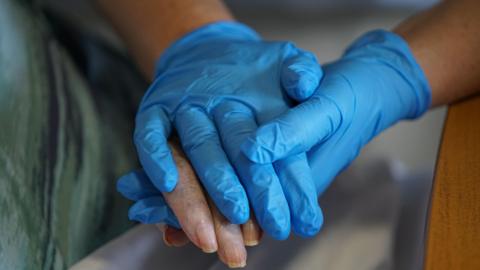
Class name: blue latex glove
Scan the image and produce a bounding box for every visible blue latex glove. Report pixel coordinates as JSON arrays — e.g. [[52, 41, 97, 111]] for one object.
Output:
[[118, 170, 181, 229], [242, 30, 431, 194], [130, 22, 324, 239]]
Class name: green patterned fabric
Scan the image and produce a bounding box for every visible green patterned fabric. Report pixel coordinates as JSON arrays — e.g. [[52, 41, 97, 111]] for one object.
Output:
[[0, 0, 143, 268]]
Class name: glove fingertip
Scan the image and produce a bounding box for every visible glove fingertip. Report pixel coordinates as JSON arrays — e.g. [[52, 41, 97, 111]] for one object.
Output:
[[128, 205, 152, 224], [295, 70, 321, 101], [293, 208, 324, 238], [162, 171, 178, 193], [128, 197, 180, 228], [149, 166, 178, 193], [229, 210, 250, 225], [227, 197, 250, 225], [260, 206, 291, 240], [220, 188, 250, 225], [270, 221, 291, 241], [116, 174, 130, 194], [117, 172, 142, 200], [238, 201, 251, 224], [282, 52, 323, 101]]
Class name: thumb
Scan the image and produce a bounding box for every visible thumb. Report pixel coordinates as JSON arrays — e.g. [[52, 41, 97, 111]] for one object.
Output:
[[241, 96, 341, 164], [281, 49, 323, 102]]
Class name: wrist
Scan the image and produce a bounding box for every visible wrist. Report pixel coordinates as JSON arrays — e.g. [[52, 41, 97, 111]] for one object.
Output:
[[154, 22, 261, 77], [345, 30, 432, 120]]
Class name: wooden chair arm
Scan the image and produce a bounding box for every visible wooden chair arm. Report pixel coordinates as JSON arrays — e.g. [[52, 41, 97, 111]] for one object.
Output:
[[424, 94, 480, 269]]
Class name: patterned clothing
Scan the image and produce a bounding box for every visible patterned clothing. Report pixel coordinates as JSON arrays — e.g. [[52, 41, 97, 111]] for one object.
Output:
[[0, 0, 145, 268]]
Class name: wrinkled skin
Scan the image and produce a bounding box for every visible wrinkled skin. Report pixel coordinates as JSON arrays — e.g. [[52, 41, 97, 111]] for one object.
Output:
[[118, 139, 262, 268], [162, 140, 263, 268]]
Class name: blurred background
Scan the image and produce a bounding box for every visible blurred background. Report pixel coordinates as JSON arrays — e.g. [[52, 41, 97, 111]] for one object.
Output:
[[39, 0, 444, 269], [42, 0, 444, 175]]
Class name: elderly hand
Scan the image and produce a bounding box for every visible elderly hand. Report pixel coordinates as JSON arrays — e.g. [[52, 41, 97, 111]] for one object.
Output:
[[118, 140, 262, 268]]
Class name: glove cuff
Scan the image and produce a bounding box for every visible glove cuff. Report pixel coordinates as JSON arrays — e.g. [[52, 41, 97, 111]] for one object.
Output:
[[344, 30, 432, 119], [155, 21, 261, 77]]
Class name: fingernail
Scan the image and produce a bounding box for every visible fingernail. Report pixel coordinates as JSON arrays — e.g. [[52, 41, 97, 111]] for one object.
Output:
[[244, 239, 259, 247], [196, 222, 217, 253], [163, 231, 173, 247], [164, 226, 190, 247], [227, 250, 247, 268], [223, 245, 247, 269], [228, 261, 246, 268], [242, 221, 261, 247]]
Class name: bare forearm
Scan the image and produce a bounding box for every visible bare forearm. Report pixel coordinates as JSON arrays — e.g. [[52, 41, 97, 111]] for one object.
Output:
[[394, 0, 480, 107], [96, 0, 233, 79]]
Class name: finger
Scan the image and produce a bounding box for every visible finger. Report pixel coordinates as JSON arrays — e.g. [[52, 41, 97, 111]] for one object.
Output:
[[208, 198, 247, 268], [134, 106, 178, 192], [241, 96, 342, 163], [213, 101, 291, 240], [241, 213, 263, 247], [124, 172, 217, 252], [174, 106, 249, 224], [274, 153, 323, 237], [117, 170, 160, 201], [119, 142, 219, 252], [308, 129, 356, 195], [128, 196, 181, 228], [282, 47, 322, 102], [162, 140, 218, 253], [159, 224, 190, 247]]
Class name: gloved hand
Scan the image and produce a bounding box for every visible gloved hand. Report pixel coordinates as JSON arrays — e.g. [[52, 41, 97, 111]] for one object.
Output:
[[242, 30, 431, 194], [118, 169, 181, 229], [130, 21, 324, 239]]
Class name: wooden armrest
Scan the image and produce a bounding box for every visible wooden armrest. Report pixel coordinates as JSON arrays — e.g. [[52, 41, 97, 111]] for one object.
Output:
[[424, 94, 480, 270]]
